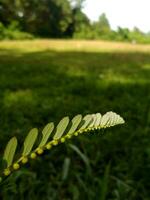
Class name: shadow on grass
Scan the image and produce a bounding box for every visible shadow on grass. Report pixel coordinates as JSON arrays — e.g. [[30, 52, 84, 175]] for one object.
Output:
[[0, 48, 150, 199]]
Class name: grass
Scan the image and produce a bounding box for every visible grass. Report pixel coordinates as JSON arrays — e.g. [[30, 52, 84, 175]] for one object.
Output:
[[0, 39, 150, 200]]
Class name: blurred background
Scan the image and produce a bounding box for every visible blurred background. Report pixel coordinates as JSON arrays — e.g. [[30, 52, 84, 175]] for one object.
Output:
[[0, 0, 150, 199]]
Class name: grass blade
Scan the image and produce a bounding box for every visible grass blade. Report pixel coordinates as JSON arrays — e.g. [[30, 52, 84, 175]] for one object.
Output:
[[100, 163, 111, 200], [69, 144, 90, 170], [62, 157, 71, 181]]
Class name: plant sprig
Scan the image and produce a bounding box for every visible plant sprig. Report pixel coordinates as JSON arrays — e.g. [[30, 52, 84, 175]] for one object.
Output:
[[0, 111, 125, 182]]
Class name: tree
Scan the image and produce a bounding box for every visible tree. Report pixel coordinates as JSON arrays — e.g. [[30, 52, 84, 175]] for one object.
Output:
[[117, 27, 130, 41], [96, 13, 111, 34], [0, 0, 73, 37], [0, 0, 16, 25], [90, 13, 111, 39], [67, 0, 89, 37]]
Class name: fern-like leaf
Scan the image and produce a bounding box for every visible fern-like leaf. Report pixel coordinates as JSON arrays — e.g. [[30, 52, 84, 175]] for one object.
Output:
[[0, 111, 125, 181]]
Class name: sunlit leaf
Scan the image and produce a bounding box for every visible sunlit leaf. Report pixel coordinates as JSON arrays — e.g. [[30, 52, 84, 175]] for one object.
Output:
[[100, 112, 112, 127], [89, 114, 97, 127], [3, 137, 17, 168], [22, 128, 38, 156], [94, 113, 102, 127], [39, 122, 54, 147], [68, 114, 82, 134], [53, 117, 69, 140], [79, 114, 93, 130], [100, 112, 125, 128]]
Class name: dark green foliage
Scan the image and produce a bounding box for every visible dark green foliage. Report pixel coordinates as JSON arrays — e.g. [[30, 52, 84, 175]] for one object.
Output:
[[0, 0, 74, 38], [0, 21, 33, 40]]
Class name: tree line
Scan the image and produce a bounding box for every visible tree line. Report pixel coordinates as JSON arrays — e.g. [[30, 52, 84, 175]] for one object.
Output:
[[0, 0, 150, 43]]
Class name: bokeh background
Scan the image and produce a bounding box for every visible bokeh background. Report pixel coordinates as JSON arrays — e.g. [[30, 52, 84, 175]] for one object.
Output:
[[0, 0, 150, 199]]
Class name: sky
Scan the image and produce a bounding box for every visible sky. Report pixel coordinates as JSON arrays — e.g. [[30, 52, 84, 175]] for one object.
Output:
[[82, 0, 150, 33]]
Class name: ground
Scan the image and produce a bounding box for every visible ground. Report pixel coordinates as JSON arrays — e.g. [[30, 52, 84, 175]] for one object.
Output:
[[0, 40, 150, 200]]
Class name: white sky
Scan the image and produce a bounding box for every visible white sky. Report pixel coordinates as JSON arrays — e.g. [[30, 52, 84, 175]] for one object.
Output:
[[82, 0, 150, 32]]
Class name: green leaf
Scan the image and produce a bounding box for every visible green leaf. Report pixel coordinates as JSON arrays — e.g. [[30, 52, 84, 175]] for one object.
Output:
[[22, 128, 38, 156], [116, 113, 125, 124], [100, 112, 125, 128], [89, 114, 97, 127], [3, 137, 17, 168], [69, 114, 82, 134], [79, 114, 93, 130], [53, 117, 69, 140], [110, 112, 125, 126], [39, 122, 54, 147], [94, 113, 102, 127], [100, 112, 110, 127], [106, 112, 116, 127]]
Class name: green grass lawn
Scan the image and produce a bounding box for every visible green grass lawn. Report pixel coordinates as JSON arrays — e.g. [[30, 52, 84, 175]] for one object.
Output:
[[0, 40, 150, 200]]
